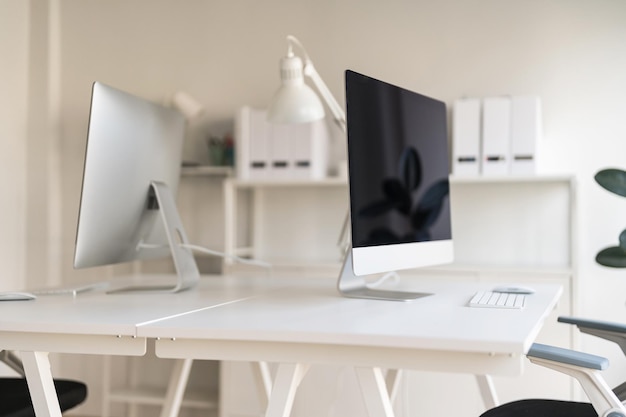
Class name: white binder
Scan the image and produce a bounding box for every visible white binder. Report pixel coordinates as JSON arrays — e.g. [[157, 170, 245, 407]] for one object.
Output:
[[268, 123, 292, 179], [234, 107, 271, 180], [235, 106, 328, 181], [290, 120, 328, 180], [452, 98, 481, 176], [481, 97, 511, 176], [510, 96, 541, 175]]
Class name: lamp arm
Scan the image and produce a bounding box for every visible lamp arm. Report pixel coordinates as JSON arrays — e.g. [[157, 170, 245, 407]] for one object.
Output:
[[285, 35, 350, 252], [286, 35, 347, 133], [304, 63, 347, 132]]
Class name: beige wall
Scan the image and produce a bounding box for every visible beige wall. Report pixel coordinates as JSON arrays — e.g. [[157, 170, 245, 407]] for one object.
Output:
[[0, 0, 28, 291]]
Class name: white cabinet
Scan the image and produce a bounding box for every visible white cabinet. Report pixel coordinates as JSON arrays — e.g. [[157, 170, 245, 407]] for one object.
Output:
[[219, 174, 579, 417]]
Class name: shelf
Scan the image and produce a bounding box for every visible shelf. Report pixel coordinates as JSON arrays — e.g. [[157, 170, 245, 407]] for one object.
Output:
[[423, 263, 573, 276], [450, 174, 574, 184], [109, 387, 218, 409], [223, 174, 575, 187], [181, 165, 233, 177], [227, 260, 572, 278], [226, 177, 347, 188]]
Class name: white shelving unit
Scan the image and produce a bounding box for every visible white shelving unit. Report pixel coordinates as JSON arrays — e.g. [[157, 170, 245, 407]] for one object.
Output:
[[223, 177, 349, 269], [222, 174, 576, 276]]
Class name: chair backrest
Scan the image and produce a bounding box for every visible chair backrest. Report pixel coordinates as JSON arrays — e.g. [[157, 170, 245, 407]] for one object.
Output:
[[0, 350, 88, 417], [0, 378, 88, 417]]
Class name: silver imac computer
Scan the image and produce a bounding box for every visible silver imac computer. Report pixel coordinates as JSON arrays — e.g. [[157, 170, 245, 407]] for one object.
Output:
[[74, 82, 199, 292], [338, 70, 453, 301]]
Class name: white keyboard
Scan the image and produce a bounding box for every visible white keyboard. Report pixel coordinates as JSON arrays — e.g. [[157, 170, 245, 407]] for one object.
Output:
[[469, 291, 526, 309], [31, 282, 109, 296]]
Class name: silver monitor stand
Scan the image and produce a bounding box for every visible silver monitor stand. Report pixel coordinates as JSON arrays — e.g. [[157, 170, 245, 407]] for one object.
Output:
[[337, 247, 432, 301], [109, 181, 199, 293]]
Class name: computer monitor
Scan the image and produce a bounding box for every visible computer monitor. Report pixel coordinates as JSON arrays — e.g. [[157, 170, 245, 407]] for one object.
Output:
[[338, 70, 453, 300], [74, 82, 199, 292]]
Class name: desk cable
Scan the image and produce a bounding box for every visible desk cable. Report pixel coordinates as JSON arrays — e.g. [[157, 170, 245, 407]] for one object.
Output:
[[137, 242, 273, 277]]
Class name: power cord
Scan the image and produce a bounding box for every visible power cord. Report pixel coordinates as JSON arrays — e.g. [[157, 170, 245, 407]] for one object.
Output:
[[137, 241, 273, 277], [179, 243, 273, 270], [367, 270, 400, 288]]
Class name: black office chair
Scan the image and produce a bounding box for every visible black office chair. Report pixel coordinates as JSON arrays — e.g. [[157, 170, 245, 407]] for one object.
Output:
[[480, 317, 626, 417], [0, 350, 87, 417]]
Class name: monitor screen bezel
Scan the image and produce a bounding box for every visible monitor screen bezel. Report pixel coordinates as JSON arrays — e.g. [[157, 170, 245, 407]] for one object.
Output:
[[344, 70, 454, 277]]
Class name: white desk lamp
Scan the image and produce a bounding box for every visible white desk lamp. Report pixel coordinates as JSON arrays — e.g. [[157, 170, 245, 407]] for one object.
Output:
[[267, 35, 346, 132], [267, 35, 351, 255]]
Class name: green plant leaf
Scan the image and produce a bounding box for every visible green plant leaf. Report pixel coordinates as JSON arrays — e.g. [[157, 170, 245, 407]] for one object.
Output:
[[596, 246, 626, 268], [595, 169, 626, 197], [620, 229, 626, 249]]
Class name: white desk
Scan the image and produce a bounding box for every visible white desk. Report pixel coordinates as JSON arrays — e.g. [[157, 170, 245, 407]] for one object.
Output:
[[0, 275, 267, 417], [141, 277, 562, 417], [0, 274, 562, 417]]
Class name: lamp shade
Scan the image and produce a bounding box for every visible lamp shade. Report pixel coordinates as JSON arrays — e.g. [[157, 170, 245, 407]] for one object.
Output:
[[267, 54, 325, 124]]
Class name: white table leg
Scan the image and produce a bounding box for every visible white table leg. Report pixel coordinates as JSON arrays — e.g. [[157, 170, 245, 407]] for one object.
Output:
[[355, 367, 395, 417], [21, 351, 62, 417], [385, 369, 402, 404], [159, 358, 194, 417], [252, 361, 273, 409], [265, 363, 309, 417], [475, 375, 499, 409]]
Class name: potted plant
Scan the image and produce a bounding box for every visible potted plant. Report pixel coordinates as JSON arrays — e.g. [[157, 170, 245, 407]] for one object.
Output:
[[595, 168, 626, 267]]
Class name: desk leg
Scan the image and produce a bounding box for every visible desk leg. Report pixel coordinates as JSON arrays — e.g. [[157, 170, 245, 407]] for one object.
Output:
[[159, 358, 194, 417], [385, 369, 402, 404], [21, 351, 62, 417], [355, 367, 395, 417], [265, 363, 309, 417], [475, 375, 499, 409], [252, 361, 273, 408]]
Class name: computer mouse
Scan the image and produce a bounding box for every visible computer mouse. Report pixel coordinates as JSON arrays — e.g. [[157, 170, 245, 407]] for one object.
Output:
[[492, 285, 535, 294], [0, 292, 37, 301]]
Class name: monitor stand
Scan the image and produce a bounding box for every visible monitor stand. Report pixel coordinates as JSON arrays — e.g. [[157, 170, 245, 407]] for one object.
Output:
[[109, 181, 200, 293], [336, 247, 432, 301]]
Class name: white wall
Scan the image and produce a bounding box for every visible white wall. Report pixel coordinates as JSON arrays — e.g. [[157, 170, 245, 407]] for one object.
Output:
[[4, 0, 626, 413], [0, 0, 29, 291]]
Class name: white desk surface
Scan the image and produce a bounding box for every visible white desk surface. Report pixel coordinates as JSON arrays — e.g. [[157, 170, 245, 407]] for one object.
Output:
[[139, 276, 562, 376], [0, 273, 562, 417], [0, 274, 270, 355]]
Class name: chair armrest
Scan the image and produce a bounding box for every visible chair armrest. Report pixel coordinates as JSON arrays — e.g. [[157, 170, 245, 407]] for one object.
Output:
[[528, 343, 609, 370], [559, 316, 626, 356], [527, 343, 626, 417], [558, 316, 626, 334]]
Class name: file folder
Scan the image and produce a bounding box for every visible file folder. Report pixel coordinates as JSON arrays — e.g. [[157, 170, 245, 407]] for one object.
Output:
[[452, 98, 481, 176], [235, 107, 329, 181], [269, 123, 292, 179], [482, 97, 511, 176], [234, 107, 270, 180], [510, 96, 541, 175], [290, 119, 329, 180]]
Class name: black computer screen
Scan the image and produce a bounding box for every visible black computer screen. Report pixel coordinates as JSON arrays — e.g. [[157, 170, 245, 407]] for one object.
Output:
[[345, 70, 452, 249]]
